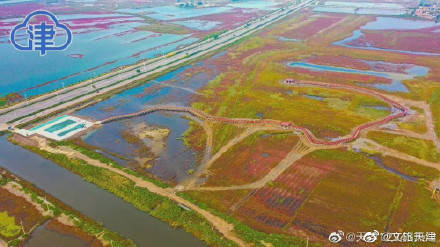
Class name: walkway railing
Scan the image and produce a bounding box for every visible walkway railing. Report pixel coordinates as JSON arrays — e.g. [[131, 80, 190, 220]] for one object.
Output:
[[98, 80, 409, 146]]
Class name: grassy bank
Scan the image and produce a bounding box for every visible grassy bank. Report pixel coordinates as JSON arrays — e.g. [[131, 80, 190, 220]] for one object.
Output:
[[367, 131, 440, 162], [0, 168, 135, 247], [19, 142, 237, 247], [50, 140, 168, 188]]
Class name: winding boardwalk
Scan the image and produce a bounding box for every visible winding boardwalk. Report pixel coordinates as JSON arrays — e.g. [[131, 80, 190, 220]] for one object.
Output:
[[94, 79, 413, 191], [97, 79, 410, 147]]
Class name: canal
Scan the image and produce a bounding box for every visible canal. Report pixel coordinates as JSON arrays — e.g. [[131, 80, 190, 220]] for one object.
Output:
[[0, 136, 206, 247]]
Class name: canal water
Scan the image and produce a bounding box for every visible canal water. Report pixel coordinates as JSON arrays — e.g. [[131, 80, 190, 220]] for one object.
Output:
[[0, 136, 206, 247]]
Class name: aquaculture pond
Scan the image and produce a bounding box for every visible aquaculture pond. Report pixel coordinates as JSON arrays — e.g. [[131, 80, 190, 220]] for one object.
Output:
[[0, 136, 206, 247], [333, 17, 440, 56], [119, 0, 279, 21], [0, 12, 197, 97], [288, 61, 429, 92]]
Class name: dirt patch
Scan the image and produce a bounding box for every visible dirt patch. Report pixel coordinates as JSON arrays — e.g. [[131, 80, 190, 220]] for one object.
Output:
[[0, 238, 6, 247], [10, 134, 38, 147], [133, 122, 170, 155]]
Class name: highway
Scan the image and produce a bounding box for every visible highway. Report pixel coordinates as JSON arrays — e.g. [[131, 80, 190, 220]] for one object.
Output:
[[0, 0, 316, 128]]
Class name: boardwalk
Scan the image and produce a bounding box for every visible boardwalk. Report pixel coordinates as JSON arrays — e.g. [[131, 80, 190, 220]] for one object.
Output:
[[98, 79, 409, 146]]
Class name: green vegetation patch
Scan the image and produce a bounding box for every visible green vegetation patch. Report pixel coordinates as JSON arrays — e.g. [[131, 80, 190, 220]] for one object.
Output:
[[381, 156, 440, 182], [367, 131, 440, 162], [0, 98, 7, 108], [388, 180, 440, 244], [0, 211, 21, 238], [182, 120, 207, 161], [25, 145, 237, 247], [50, 140, 168, 188], [1, 166, 134, 247], [193, 49, 392, 139], [210, 123, 245, 154]]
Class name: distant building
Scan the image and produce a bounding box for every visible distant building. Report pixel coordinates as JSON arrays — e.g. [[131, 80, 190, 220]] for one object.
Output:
[[415, 0, 440, 20]]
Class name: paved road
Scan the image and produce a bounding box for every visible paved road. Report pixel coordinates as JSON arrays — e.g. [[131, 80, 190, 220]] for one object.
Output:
[[0, 0, 316, 127]]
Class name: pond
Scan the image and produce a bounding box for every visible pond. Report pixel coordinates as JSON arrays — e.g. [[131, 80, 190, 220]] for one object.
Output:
[[288, 61, 429, 92], [333, 17, 440, 56]]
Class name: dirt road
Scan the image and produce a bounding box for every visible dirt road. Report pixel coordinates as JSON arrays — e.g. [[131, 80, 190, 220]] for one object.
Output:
[[187, 140, 316, 192], [34, 137, 248, 247]]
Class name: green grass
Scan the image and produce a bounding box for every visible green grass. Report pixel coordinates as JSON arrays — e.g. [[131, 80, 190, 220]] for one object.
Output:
[[182, 120, 206, 151], [24, 145, 238, 247], [210, 123, 245, 154], [0, 98, 7, 108], [388, 181, 440, 247], [367, 131, 440, 162], [50, 140, 168, 188], [381, 156, 440, 182], [194, 58, 392, 139], [0, 211, 21, 238], [1, 165, 136, 247]]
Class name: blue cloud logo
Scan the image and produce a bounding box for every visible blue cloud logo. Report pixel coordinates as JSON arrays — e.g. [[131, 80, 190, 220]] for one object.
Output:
[[10, 10, 72, 56]]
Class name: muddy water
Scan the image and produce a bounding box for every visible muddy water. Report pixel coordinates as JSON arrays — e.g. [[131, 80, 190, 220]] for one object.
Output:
[[84, 112, 200, 183], [76, 56, 222, 183], [0, 136, 206, 247]]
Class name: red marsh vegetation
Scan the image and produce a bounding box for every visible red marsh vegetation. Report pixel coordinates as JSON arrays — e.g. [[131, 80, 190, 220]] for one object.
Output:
[[234, 157, 333, 234], [282, 14, 345, 40], [205, 131, 299, 187], [347, 28, 440, 54]]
